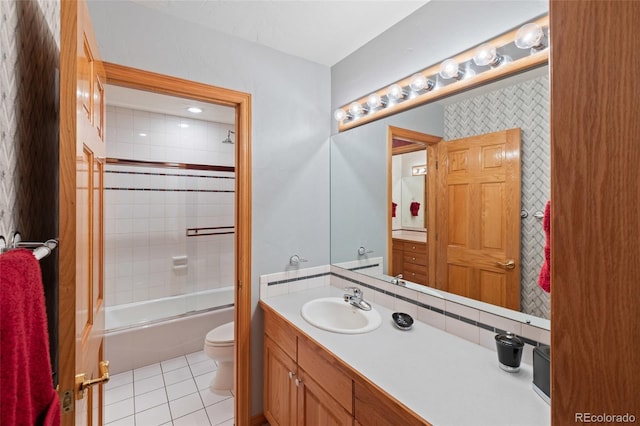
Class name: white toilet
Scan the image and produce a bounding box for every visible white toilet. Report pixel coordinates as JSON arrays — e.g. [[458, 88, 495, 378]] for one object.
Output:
[[203, 321, 235, 393]]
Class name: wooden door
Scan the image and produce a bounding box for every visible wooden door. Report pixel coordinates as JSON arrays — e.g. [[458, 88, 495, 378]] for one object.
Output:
[[59, 0, 107, 424], [296, 368, 353, 426], [264, 336, 298, 426], [436, 129, 521, 310]]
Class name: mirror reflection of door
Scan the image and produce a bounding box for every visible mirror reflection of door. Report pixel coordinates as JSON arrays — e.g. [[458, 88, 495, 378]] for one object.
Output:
[[388, 126, 440, 287], [436, 129, 522, 310]]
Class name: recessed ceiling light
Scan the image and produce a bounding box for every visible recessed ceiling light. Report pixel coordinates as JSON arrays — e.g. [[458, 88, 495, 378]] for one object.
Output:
[[179, 123, 189, 128], [138, 132, 147, 137], [187, 107, 203, 114]]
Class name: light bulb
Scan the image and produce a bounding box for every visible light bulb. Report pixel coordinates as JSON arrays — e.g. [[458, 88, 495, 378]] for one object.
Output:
[[187, 106, 203, 114], [367, 93, 385, 109], [349, 102, 367, 116], [473, 43, 504, 67], [334, 108, 348, 122], [387, 84, 405, 101], [439, 59, 462, 80], [409, 73, 434, 92], [515, 23, 544, 50]]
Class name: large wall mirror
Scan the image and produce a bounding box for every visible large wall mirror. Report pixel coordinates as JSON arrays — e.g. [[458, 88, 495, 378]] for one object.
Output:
[[331, 63, 550, 323]]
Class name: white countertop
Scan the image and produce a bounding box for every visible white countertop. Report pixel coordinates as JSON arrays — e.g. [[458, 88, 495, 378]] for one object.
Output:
[[392, 229, 427, 243], [261, 286, 550, 426]]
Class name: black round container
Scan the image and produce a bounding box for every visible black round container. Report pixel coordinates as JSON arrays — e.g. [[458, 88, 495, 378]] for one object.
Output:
[[495, 332, 524, 372]]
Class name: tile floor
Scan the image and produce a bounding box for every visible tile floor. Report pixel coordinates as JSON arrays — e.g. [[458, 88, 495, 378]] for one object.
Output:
[[104, 351, 234, 425]]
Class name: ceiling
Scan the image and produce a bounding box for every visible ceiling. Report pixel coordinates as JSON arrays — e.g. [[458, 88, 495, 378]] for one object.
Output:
[[129, 0, 430, 67], [107, 1, 430, 124]]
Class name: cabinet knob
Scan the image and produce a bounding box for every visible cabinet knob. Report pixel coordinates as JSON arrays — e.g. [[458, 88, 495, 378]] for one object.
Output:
[[288, 371, 295, 380], [295, 378, 303, 387], [412, 257, 416, 261]]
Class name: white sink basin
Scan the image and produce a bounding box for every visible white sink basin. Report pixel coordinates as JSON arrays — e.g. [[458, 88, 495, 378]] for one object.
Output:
[[300, 297, 382, 334]]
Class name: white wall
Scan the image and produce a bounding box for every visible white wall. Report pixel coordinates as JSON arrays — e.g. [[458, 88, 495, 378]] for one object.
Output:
[[88, 0, 330, 415], [331, 0, 549, 133]]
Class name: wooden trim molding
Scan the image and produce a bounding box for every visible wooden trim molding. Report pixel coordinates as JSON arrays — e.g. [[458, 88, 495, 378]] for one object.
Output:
[[550, 1, 640, 423], [387, 126, 441, 284], [103, 63, 253, 424]]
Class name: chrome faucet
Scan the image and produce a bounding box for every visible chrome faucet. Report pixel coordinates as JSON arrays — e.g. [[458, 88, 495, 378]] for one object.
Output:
[[390, 274, 406, 286], [343, 286, 372, 311]]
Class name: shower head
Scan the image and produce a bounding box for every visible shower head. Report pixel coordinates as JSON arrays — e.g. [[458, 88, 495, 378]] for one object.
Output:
[[222, 130, 235, 144]]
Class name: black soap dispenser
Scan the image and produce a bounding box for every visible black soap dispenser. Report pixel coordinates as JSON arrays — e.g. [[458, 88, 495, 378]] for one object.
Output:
[[495, 331, 525, 373]]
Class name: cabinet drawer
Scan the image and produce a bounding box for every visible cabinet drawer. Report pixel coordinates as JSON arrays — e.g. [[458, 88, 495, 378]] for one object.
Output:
[[298, 335, 353, 414], [264, 308, 297, 360], [354, 379, 429, 426], [403, 241, 427, 254], [403, 253, 427, 266]]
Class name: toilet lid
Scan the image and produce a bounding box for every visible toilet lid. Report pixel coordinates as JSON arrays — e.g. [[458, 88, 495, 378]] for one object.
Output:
[[206, 322, 234, 345]]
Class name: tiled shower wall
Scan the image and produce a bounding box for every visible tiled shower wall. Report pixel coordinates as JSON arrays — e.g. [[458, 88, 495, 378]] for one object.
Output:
[[105, 105, 235, 306], [0, 0, 60, 382], [444, 75, 551, 319]]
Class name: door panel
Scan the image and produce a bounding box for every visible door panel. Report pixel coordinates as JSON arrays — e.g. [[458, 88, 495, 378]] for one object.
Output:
[[437, 129, 521, 310], [60, 0, 107, 424]]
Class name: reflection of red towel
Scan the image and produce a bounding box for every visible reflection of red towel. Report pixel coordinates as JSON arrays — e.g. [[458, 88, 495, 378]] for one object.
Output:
[[0, 249, 60, 426], [410, 201, 420, 217], [538, 201, 551, 293], [392, 202, 397, 218]]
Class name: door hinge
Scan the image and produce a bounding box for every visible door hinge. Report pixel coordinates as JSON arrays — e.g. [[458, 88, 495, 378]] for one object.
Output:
[[436, 160, 438, 170], [237, 279, 242, 290], [62, 389, 74, 413]]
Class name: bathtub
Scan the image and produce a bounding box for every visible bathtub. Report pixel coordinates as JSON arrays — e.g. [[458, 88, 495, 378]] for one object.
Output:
[[104, 287, 234, 374]]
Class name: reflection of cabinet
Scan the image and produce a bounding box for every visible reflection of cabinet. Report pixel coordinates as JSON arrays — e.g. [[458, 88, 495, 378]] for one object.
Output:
[[392, 239, 428, 285]]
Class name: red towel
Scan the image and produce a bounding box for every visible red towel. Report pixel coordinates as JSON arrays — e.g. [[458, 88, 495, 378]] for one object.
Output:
[[0, 249, 60, 425], [392, 202, 397, 218], [538, 201, 551, 293], [410, 201, 420, 217]]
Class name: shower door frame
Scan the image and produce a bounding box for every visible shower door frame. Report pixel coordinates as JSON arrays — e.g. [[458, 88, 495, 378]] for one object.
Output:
[[102, 62, 253, 425]]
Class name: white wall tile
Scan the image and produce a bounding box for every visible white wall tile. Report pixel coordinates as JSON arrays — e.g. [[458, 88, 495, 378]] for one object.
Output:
[[445, 301, 480, 322], [445, 317, 480, 344]]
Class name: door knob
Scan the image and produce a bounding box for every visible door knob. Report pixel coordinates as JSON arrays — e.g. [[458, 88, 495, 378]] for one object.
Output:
[[496, 260, 516, 270], [76, 361, 110, 398]]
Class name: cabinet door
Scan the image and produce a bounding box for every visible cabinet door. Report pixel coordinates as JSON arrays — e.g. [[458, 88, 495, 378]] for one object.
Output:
[[264, 336, 297, 426], [296, 368, 353, 426], [391, 240, 404, 277]]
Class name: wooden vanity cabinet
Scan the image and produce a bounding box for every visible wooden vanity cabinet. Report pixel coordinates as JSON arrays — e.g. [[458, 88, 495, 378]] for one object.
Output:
[[354, 378, 427, 426], [263, 307, 353, 426], [263, 304, 430, 425], [392, 239, 428, 285]]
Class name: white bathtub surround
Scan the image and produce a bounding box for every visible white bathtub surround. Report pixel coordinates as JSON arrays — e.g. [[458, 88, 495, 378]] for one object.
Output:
[[262, 287, 550, 425], [105, 288, 234, 374], [104, 105, 235, 307]]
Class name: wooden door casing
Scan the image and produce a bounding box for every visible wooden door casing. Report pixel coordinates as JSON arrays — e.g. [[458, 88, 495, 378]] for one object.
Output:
[[436, 129, 521, 310], [60, 0, 106, 424]]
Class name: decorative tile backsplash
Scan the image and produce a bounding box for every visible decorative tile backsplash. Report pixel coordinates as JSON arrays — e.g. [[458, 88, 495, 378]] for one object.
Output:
[[444, 75, 551, 319], [260, 264, 550, 366]]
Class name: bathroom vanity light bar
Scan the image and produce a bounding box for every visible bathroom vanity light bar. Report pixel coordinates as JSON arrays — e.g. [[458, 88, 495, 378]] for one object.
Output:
[[335, 15, 549, 132]]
